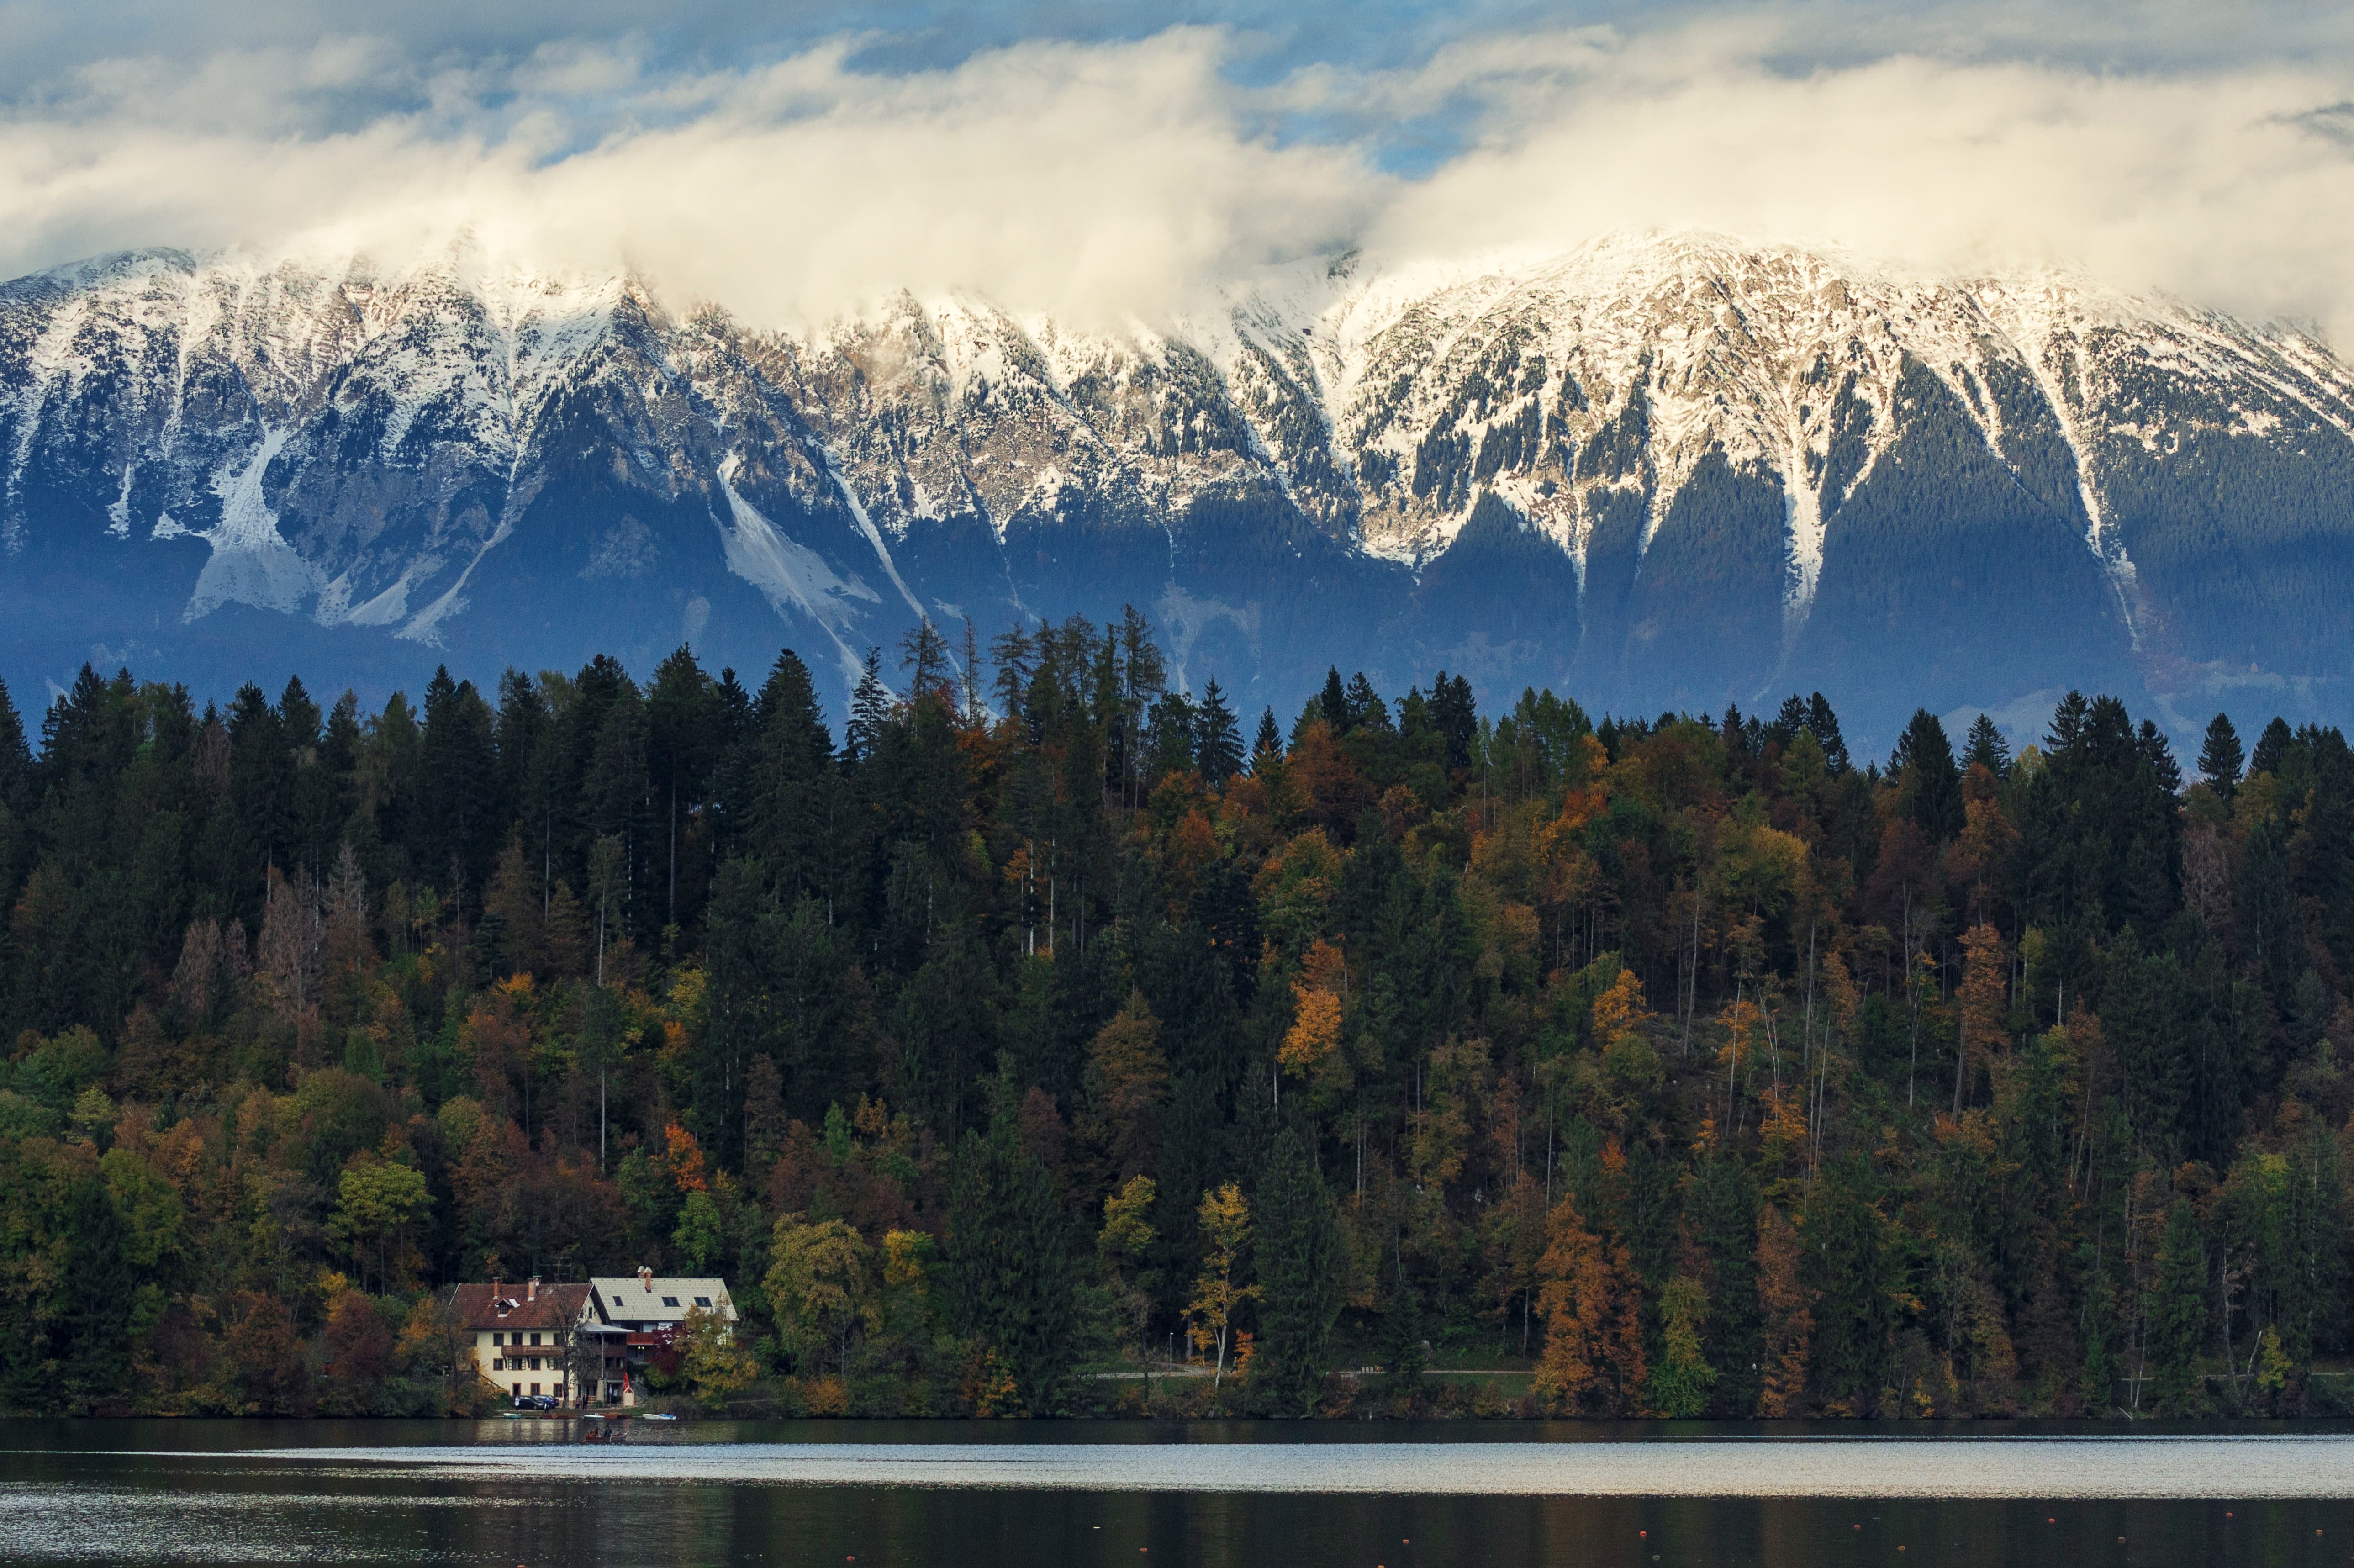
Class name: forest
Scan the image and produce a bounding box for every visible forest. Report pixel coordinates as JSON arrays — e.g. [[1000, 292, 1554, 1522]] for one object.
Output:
[[0, 608, 2349, 1421]]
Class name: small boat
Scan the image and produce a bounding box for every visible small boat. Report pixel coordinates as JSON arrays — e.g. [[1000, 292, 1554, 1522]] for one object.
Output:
[[639, 1412, 679, 1421]]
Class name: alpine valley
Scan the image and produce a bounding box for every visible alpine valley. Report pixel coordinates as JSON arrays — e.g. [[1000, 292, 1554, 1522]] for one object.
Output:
[[5, 230, 2352, 747]]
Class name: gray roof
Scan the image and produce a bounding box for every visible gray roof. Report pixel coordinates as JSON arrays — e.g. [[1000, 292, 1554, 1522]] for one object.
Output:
[[590, 1275, 738, 1325]]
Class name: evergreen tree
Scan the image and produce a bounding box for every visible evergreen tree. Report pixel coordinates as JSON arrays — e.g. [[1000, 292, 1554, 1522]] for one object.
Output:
[[2199, 713, 2245, 800], [1962, 713, 2011, 779], [1806, 1163, 1895, 1412], [0, 675, 27, 813], [2251, 715, 2294, 779], [1430, 672, 1478, 770], [1890, 708, 1963, 840], [418, 668, 500, 905], [845, 649, 893, 764], [54, 1176, 135, 1412], [1651, 1275, 1718, 1418], [1318, 668, 1349, 732], [945, 1126, 1077, 1415], [2146, 1199, 2210, 1415], [1194, 681, 1244, 787], [1251, 707, 1282, 770], [1251, 1127, 1343, 1415], [1805, 692, 1850, 773]]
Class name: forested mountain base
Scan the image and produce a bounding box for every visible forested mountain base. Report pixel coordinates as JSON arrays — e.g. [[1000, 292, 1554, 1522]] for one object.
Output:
[[0, 611, 2348, 1420]]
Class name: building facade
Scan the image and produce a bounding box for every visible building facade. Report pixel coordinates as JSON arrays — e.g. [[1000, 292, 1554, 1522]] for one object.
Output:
[[449, 1279, 596, 1406], [449, 1270, 738, 1408]]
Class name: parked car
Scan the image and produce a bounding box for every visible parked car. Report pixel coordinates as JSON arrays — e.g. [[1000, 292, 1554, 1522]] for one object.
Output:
[[512, 1394, 560, 1412]]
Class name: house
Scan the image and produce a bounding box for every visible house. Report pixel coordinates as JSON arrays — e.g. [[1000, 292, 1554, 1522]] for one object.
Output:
[[451, 1277, 599, 1406], [586, 1268, 741, 1408], [449, 1268, 741, 1409]]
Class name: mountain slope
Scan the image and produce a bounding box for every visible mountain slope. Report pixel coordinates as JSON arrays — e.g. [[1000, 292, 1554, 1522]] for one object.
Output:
[[4, 232, 2350, 747]]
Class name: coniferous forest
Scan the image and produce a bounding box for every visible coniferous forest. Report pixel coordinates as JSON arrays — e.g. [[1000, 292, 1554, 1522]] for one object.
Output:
[[2, 610, 2351, 1421]]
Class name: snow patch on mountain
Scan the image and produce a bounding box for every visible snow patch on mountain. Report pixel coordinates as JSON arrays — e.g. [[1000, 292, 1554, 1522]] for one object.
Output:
[[184, 427, 322, 620]]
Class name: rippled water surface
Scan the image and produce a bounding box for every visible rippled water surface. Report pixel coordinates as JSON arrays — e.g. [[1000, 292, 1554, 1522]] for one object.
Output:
[[5, 1420, 2354, 1566]]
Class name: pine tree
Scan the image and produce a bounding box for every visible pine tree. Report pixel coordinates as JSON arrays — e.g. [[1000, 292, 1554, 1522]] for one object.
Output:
[[1890, 708, 1963, 841], [0, 674, 27, 813], [945, 1127, 1077, 1416], [1251, 1128, 1343, 1416], [2199, 713, 2245, 801], [2146, 1198, 2209, 1414], [901, 619, 952, 707], [1318, 668, 1349, 732], [845, 649, 893, 764], [1962, 713, 2011, 779], [1806, 1163, 1895, 1412], [2250, 715, 2294, 779], [1251, 707, 1282, 771], [1193, 681, 1244, 787], [1805, 692, 1850, 773], [1769, 694, 1810, 748]]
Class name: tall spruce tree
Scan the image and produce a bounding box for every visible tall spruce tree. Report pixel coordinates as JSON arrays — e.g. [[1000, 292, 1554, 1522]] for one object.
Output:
[[1962, 713, 2011, 779], [1251, 1127, 1343, 1415], [2251, 716, 2295, 779], [2199, 713, 2245, 801], [2146, 1199, 2210, 1414], [1194, 681, 1244, 787], [945, 1125, 1077, 1415], [1890, 708, 1963, 840]]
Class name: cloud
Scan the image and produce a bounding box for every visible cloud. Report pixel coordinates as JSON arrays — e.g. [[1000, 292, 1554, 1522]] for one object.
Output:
[[0, 31, 1380, 328], [1362, 24, 2354, 335], [0, 8, 2350, 338]]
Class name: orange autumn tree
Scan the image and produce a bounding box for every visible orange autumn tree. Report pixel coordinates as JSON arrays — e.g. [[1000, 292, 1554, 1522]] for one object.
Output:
[[1953, 922, 2011, 1113], [1280, 939, 1347, 1080], [1755, 1203, 1815, 1416], [1531, 1195, 1646, 1415]]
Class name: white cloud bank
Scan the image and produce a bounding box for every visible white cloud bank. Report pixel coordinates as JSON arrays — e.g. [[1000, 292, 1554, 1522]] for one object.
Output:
[[1, 15, 2352, 336]]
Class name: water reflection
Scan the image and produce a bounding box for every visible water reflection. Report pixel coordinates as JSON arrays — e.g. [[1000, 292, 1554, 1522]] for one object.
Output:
[[2, 1421, 2351, 1566]]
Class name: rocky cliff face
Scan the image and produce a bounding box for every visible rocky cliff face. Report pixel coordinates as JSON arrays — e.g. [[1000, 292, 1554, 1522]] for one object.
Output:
[[5, 232, 2351, 745]]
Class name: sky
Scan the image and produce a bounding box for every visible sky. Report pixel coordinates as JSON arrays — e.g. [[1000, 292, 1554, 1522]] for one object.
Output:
[[3, 0, 2353, 333]]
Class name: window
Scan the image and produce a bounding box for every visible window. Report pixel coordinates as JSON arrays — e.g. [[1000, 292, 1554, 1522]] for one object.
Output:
[[529, 1332, 542, 1346], [492, 1331, 505, 1346], [529, 1357, 542, 1372], [512, 1383, 522, 1396], [695, 1297, 711, 1307], [531, 1384, 541, 1396], [661, 1296, 680, 1307]]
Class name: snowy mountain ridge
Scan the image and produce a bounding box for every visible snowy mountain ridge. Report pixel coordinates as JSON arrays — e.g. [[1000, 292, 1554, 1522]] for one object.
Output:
[[5, 230, 2353, 746]]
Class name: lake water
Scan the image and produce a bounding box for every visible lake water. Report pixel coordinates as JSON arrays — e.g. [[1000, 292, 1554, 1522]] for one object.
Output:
[[4, 1420, 2354, 1566]]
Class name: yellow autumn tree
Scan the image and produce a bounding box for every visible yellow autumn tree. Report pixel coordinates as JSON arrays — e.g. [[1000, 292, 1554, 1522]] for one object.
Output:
[[1531, 1195, 1645, 1415], [1590, 968, 1660, 1085], [1188, 1183, 1261, 1387]]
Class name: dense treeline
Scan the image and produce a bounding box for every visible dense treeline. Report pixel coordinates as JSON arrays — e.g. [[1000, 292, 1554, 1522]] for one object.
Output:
[[1, 612, 2350, 1420]]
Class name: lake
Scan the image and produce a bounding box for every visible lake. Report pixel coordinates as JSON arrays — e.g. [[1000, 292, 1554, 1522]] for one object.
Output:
[[4, 1420, 2353, 1566]]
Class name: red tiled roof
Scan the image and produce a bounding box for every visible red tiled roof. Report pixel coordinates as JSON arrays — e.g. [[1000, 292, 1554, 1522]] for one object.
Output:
[[449, 1282, 592, 1330]]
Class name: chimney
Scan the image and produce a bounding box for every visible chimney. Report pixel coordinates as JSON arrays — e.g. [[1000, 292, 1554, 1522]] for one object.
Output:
[[638, 1265, 653, 1292], [491, 1278, 502, 1305], [527, 1277, 539, 1302]]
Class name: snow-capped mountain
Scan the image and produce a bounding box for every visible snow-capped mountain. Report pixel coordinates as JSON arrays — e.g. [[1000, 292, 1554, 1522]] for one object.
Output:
[[5, 231, 2353, 746]]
